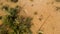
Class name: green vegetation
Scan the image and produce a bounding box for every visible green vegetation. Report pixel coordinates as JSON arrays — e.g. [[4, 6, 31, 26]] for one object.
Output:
[[0, 5, 33, 34]]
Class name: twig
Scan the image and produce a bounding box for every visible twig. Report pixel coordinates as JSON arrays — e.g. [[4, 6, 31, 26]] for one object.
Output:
[[39, 15, 50, 30]]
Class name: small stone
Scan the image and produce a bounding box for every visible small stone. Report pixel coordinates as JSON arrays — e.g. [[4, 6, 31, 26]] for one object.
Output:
[[39, 18, 42, 21], [11, 0, 18, 3], [2, 5, 9, 11], [30, 0, 33, 2], [56, 7, 60, 11], [38, 30, 43, 34], [55, 0, 60, 2], [0, 16, 2, 19], [34, 12, 38, 15]]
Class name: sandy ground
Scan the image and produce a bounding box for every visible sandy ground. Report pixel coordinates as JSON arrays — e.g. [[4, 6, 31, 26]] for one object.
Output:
[[0, 0, 60, 34]]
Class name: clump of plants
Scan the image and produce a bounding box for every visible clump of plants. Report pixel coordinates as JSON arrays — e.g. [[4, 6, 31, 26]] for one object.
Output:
[[0, 5, 33, 34]]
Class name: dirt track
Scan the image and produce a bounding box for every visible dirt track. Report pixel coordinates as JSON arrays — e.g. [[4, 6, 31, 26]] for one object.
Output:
[[0, 0, 60, 34]]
